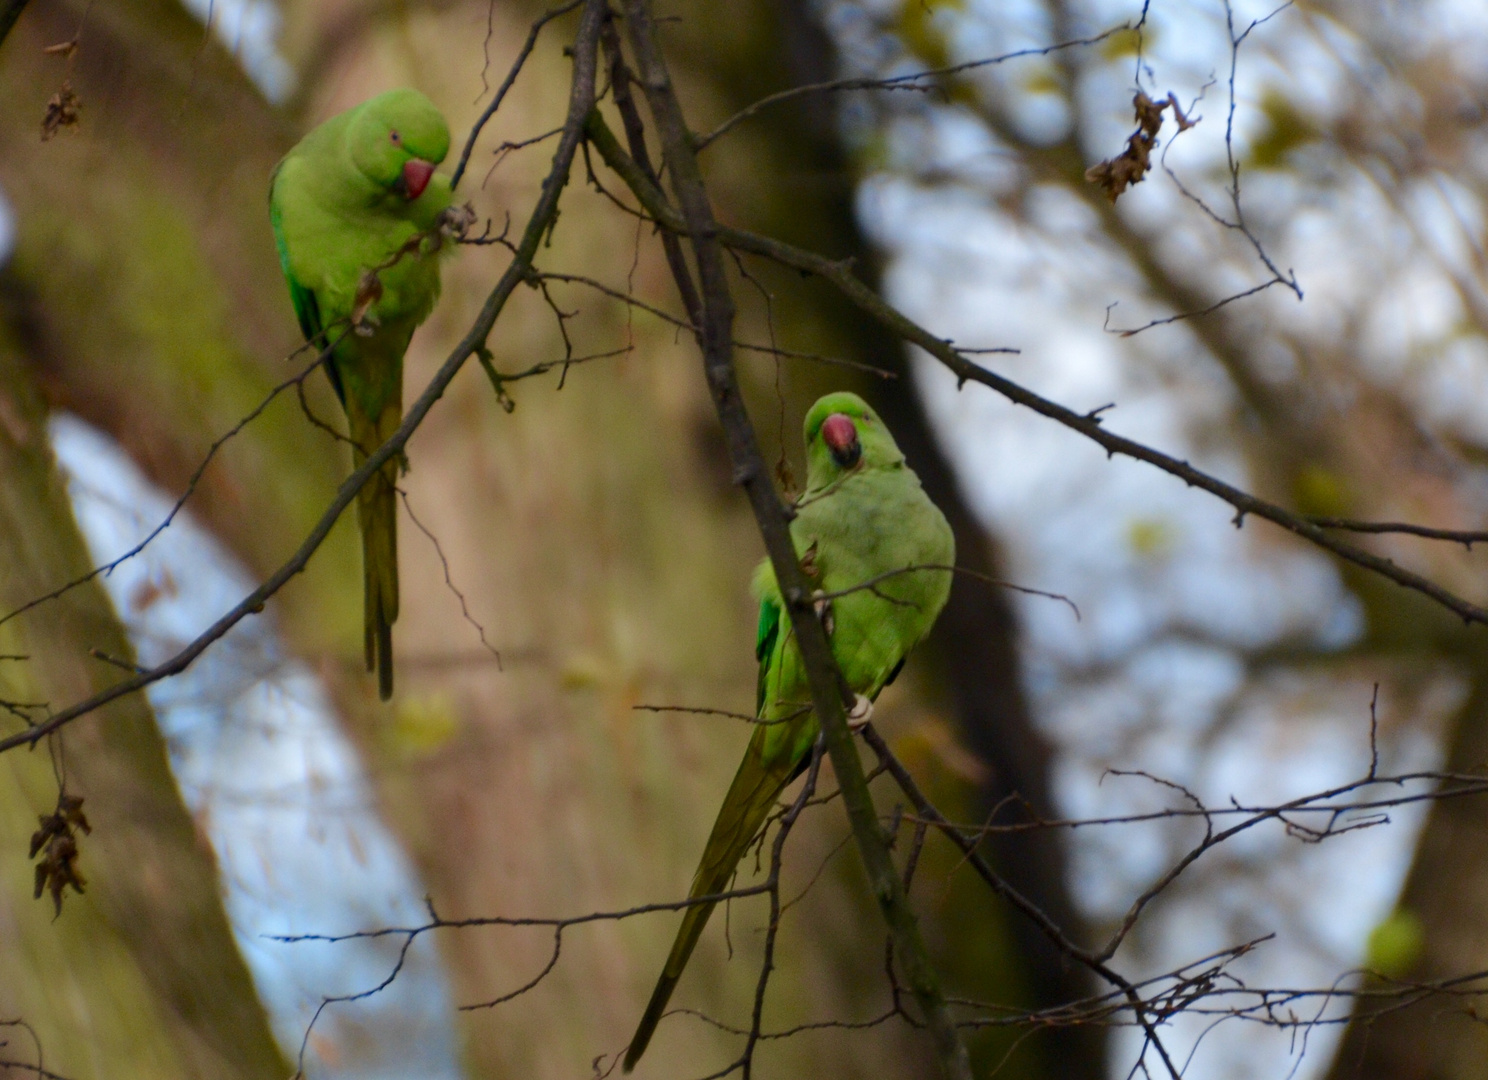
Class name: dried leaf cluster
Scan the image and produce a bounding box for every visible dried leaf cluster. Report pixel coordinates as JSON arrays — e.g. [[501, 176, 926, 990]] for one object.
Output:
[[1086, 90, 1194, 202], [40, 81, 79, 141], [30, 793, 89, 915]]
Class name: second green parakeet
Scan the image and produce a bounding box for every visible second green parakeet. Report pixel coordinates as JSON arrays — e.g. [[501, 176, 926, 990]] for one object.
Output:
[[269, 88, 455, 700], [623, 391, 955, 1071]]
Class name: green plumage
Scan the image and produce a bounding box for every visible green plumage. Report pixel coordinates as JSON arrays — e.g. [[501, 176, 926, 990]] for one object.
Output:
[[623, 392, 955, 1072], [269, 88, 454, 699]]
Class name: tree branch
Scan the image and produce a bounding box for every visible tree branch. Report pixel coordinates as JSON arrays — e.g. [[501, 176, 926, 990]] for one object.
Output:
[[583, 110, 1488, 631], [693, 24, 1132, 152]]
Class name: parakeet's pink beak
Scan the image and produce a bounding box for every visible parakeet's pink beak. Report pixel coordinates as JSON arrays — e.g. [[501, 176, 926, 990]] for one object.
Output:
[[402, 158, 435, 200], [822, 413, 862, 467]]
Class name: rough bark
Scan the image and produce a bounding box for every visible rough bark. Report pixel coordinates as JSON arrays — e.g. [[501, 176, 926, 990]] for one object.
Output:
[[1324, 660, 1488, 1080], [0, 341, 287, 1080]]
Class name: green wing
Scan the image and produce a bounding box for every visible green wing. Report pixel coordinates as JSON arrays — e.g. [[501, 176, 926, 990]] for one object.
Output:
[[269, 161, 343, 404], [754, 593, 781, 716], [622, 714, 810, 1073]]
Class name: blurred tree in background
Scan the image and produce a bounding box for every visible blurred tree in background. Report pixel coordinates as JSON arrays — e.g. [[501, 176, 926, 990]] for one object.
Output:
[[4, 0, 1488, 1079]]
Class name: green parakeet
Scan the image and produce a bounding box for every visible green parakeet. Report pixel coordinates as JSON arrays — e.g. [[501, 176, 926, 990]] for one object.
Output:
[[623, 392, 955, 1072], [269, 88, 455, 700]]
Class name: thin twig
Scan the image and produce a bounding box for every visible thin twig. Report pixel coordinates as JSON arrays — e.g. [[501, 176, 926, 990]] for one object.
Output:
[[740, 736, 825, 1079], [451, 0, 585, 190], [860, 724, 1185, 1080], [810, 563, 1080, 621], [535, 270, 896, 377], [1308, 517, 1488, 547], [397, 488, 502, 669], [0, 338, 340, 634], [694, 25, 1134, 151], [631, 703, 807, 727]]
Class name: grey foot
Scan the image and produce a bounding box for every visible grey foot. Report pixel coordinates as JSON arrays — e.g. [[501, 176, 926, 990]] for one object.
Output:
[[847, 694, 874, 732], [812, 590, 835, 637]]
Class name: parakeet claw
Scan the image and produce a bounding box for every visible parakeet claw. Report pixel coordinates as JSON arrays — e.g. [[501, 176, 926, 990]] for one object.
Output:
[[847, 694, 874, 731], [812, 590, 835, 637], [351, 270, 386, 333], [438, 202, 478, 240]]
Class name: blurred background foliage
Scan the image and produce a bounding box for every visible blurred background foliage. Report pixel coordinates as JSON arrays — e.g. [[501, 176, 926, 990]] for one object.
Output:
[[3, 0, 1488, 1078]]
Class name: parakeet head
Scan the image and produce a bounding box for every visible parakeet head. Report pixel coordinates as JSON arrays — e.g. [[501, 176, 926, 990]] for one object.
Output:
[[803, 392, 904, 489], [348, 88, 451, 201]]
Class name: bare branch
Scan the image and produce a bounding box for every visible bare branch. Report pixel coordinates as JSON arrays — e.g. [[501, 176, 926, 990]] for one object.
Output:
[[809, 563, 1080, 621], [1308, 517, 1488, 548], [631, 703, 808, 727], [397, 488, 502, 669], [695, 25, 1135, 151]]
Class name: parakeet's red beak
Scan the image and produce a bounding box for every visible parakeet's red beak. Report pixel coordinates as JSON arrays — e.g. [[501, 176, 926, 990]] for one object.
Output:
[[821, 413, 862, 468], [401, 158, 435, 200]]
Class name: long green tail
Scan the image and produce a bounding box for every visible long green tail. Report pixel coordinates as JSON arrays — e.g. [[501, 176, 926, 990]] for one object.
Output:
[[624, 728, 802, 1072], [349, 401, 400, 701]]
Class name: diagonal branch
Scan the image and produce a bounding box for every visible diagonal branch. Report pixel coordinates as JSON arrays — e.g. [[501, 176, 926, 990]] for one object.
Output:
[[583, 111, 1488, 631], [0, 337, 343, 633]]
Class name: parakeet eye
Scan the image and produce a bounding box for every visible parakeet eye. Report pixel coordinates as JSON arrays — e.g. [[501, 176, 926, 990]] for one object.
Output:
[[389, 130, 402, 145]]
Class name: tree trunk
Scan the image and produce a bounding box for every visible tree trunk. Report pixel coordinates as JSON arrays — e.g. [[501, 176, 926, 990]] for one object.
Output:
[[0, 342, 287, 1080], [1324, 655, 1488, 1080]]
